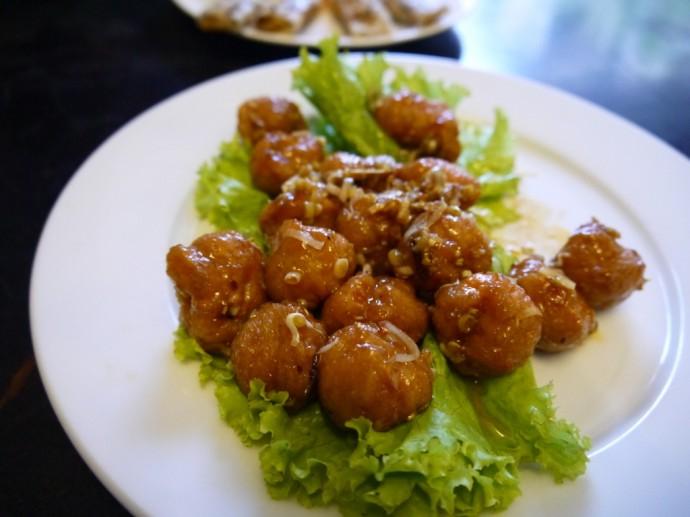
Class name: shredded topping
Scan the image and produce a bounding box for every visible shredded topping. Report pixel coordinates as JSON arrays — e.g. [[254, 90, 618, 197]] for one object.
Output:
[[325, 175, 365, 204], [316, 338, 337, 355], [425, 203, 446, 229], [381, 321, 420, 362], [283, 227, 325, 249], [403, 203, 444, 242], [285, 311, 308, 346], [338, 166, 394, 176], [396, 198, 411, 224]]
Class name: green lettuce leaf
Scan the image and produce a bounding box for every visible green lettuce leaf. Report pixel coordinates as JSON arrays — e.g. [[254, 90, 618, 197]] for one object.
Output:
[[476, 361, 591, 483], [460, 108, 515, 177], [490, 241, 518, 275], [354, 51, 470, 110], [388, 66, 470, 109], [460, 109, 521, 230], [195, 136, 269, 249], [353, 52, 389, 100], [471, 199, 520, 232], [174, 327, 589, 516], [292, 37, 404, 159]]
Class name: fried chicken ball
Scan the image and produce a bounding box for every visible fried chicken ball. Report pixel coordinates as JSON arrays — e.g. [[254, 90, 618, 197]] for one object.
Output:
[[509, 255, 598, 353], [390, 157, 481, 210], [166, 231, 266, 357], [395, 205, 492, 297], [230, 302, 326, 410], [250, 130, 325, 196], [265, 219, 356, 308], [553, 219, 646, 310], [258, 175, 342, 236], [321, 273, 429, 342], [317, 321, 434, 431], [372, 90, 461, 162], [335, 189, 412, 275], [432, 272, 542, 377], [237, 96, 307, 145]]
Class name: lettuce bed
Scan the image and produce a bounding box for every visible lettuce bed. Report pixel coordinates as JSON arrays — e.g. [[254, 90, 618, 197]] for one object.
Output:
[[175, 329, 589, 516], [177, 37, 590, 516]]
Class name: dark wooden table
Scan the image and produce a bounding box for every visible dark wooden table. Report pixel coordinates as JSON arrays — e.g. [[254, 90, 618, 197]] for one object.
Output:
[[2, 0, 689, 514]]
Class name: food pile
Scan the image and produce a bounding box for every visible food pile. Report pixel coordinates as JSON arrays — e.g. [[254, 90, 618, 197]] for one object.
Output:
[[166, 39, 646, 515], [198, 0, 453, 37]]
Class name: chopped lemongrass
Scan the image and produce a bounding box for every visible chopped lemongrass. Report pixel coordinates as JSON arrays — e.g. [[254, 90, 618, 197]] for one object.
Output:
[[539, 266, 577, 290], [518, 305, 543, 320], [333, 258, 349, 278], [457, 309, 478, 333]]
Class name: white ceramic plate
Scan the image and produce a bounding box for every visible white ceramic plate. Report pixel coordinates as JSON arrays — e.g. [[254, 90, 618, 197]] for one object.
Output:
[[171, 0, 476, 48], [30, 55, 690, 516]]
